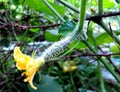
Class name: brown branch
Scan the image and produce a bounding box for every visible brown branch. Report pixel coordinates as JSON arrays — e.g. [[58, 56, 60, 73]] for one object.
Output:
[[86, 11, 120, 21], [68, 52, 120, 58], [40, 52, 120, 71], [1, 11, 120, 31], [97, 47, 120, 75], [107, 57, 120, 74], [72, 11, 120, 23], [0, 22, 61, 30], [18, 23, 61, 30]]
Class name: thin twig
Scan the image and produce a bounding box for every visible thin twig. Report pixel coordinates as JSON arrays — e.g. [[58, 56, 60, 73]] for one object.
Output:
[[1, 11, 120, 30], [69, 52, 120, 58]]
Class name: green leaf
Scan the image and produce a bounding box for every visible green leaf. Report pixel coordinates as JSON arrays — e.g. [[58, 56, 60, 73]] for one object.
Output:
[[29, 28, 40, 33], [0, 0, 8, 2], [28, 75, 63, 92], [45, 30, 60, 42], [77, 64, 96, 76], [115, 0, 120, 4], [17, 35, 33, 42], [96, 32, 113, 45], [58, 21, 76, 37], [103, 0, 115, 8], [69, 39, 86, 49], [19, 0, 66, 16], [92, 31, 120, 46], [110, 45, 120, 52], [13, 0, 20, 5], [92, 0, 115, 8], [66, 0, 79, 7]]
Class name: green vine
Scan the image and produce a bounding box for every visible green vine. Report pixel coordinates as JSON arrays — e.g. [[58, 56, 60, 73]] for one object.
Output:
[[98, 0, 103, 15], [98, 1, 106, 91], [98, 60, 106, 92], [58, 0, 79, 13], [78, 0, 87, 30]]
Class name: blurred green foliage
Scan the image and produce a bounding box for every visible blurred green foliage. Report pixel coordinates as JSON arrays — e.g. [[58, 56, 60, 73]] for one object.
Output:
[[0, 0, 120, 92]]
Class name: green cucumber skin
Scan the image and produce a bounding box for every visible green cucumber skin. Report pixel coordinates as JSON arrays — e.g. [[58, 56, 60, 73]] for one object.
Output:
[[41, 28, 78, 61], [41, 36, 70, 61]]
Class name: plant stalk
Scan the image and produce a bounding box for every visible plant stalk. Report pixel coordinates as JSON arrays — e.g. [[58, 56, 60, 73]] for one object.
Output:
[[42, 0, 65, 22], [98, 1, 106, 91], [82, 41, 120, 83], [98, 60, 106, 92], [70, 72, 77, 92], [78, 0, 87, 30], [98, 0, 103, 15]]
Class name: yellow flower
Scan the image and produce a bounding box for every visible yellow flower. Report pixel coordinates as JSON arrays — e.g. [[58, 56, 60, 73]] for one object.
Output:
[[13, 46, 45, 90], [62, 60, 77, 73]]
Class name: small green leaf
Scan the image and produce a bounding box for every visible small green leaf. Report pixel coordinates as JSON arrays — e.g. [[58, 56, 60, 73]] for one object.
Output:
[[115, 0, 120, 4], [58, 21, 76, 37], [13, 0, 20, 5], [45, 30, 60, 42], [96, 32, 113, 45], [17, 35, 33, 42], [95, 31, 120, 45], [29, 28, 40, 33], [69, 39, 86, 49], [77, 64, 96, 76], [28, 75, 63, 92], [103, 0, 115, 8], [19, 0, 66, 16], [110, 45, 120, 52], [92, 0, 116, 8]]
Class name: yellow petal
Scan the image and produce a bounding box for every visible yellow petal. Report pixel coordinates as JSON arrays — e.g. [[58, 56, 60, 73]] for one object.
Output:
[[62, 61, 77, 73], [28, 71, 37, 90], [13, 46, 45, 90], [69, 66, 77, 71], [22, 70, 37, 90], [70, 60, 76, 66], [13, 46, 32, 70], [22, 64, 38, 90], [63, 66, 69, 73], [21, 57, 45, 90]]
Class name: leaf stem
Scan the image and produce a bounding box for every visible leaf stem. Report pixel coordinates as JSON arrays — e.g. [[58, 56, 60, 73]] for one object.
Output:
[[41, 15, 55, 23], [98, 60, 106, 92], [42, 0, 65, 22], [96, 1, 106, 90], [98, 0, 103, 15], [70, 72, 77, 92]]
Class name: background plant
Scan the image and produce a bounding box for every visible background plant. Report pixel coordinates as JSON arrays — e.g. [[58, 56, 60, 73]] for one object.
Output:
[[0, 0, 120, 92]]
